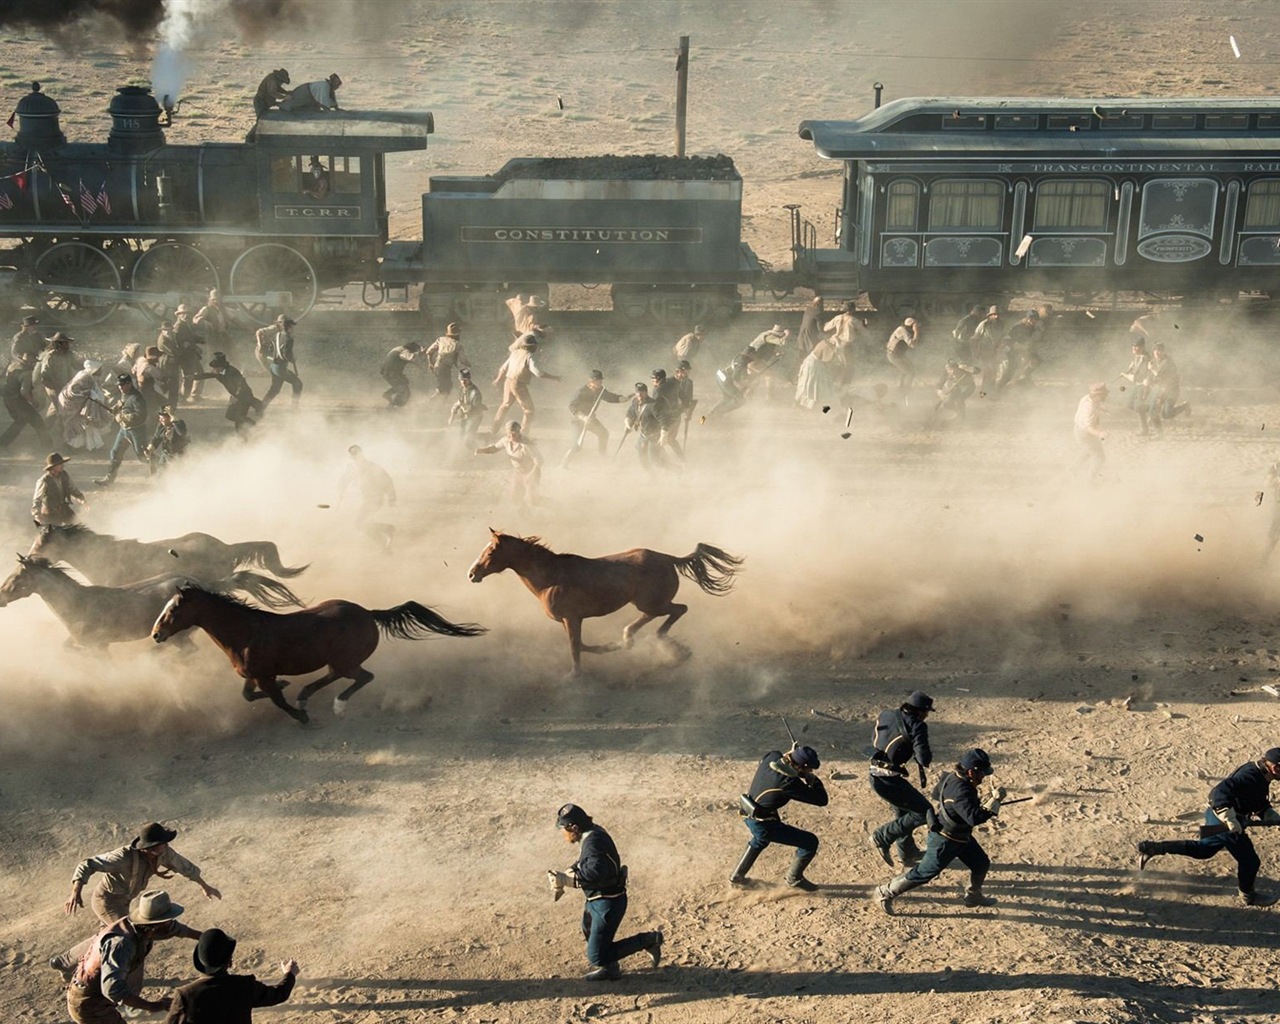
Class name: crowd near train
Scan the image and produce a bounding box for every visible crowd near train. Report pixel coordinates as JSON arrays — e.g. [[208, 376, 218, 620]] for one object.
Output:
[[5, 77, 1280, 331]]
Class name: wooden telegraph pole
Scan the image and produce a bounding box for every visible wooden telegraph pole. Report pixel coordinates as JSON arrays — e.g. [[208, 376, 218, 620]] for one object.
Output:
[[675, 35, 689, 157]]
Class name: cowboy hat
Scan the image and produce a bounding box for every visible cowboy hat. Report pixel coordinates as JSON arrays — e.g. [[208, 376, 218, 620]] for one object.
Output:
[[136, 822, 178, 849], [193, 928, 236, 975], [21, 314, 39, 325], [446, 322, 461, 336], [44, 452, 70, 469], [131, 889, 184, 925]]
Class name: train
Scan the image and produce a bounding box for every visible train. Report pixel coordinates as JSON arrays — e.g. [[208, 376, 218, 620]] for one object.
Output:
[[3, 81, 1280, 328]]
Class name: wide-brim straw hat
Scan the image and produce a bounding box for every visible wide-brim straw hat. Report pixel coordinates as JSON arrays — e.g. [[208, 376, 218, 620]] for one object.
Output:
[[132, 889, 184, 925]]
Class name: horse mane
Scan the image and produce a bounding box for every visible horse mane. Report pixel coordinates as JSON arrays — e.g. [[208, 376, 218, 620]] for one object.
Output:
[[20, 556, 71, 578], [44, 523, 118, 542], [507, 532, 555, 553], [180, 584, 256, 610]]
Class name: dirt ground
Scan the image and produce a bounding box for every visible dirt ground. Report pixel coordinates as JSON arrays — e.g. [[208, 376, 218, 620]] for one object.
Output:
[[3, 2, 1280, 1023]]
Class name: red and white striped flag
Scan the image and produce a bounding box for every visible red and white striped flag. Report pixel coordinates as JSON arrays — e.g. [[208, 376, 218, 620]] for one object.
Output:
[[95, 182, 111, 215], [79, 179, 97, 215], [0, 192, 12, 210]]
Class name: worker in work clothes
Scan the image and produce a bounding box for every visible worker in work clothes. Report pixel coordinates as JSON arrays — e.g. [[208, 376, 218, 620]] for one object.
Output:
[[448, 368, 486, 444], [423, 323, 469, 397], [874, 748, 1001, 914], [65, 889, 199, 1023], [50, 822, 222, 975], [729, 744, 828, 890], [868, 691, 935, 868], [490, 334, 560, 432], [1137, 747, 1280, 907], [380, 341, 422, 408], [546, 803, 663, 981], [32, 451, 87, 526]]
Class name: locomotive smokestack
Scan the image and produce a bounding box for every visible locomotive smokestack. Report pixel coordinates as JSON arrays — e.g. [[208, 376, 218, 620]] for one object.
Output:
[[107, 85, 166, 154], [14, 82, 67, 151]]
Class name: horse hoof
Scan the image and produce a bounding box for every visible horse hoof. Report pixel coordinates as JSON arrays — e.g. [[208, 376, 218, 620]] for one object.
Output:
[[295, 698, 308, 712], [333, 697, 348, 716], [294, 711, 311, 726]]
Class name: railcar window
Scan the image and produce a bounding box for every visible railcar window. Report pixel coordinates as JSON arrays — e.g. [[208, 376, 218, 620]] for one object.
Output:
[[1138, 178, 1217, 239], [270, 156, 297, 192], [1046, 114, 1090, 131], [1259, 114, 1280, 130], [994, 115, 1038, 130], [1033, 180, 1109, 231], [885, 181, 919, 230], [929, 180, 1003, 231], [331, 156, 362, 194], [941, 114, 986, 130], [1151, 113, 1196, 130], [1098, 114, 1144, 130], [1244, 180, 1280, 230], [1204, 113, 1249, 130]]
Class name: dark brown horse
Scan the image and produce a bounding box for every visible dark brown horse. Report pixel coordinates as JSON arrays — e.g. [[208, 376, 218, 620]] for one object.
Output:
[[466, 530, 744, 674], [150, 585, 486, 723], [0, 555, 302, 650], [29, 524, 308, 587]]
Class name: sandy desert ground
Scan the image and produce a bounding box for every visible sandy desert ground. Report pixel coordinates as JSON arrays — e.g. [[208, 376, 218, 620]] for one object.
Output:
[[3, 2, 1280, 1022]]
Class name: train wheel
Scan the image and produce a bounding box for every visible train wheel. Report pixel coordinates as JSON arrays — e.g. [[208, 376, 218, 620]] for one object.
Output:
[[32, 242, 120, 327], [130, 243, 219, 323], [228, 243, 317, 326]]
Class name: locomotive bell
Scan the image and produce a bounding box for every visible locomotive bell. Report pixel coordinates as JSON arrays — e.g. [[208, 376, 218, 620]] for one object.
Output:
[[107, 85, 166, 154], [14, 82, 66, 150]]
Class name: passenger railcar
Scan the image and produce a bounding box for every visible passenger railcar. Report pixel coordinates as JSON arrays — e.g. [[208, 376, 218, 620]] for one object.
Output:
[[795, 97, 1280, 315]]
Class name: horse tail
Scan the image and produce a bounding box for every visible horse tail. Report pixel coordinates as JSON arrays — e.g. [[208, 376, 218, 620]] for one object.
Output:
[[673, 543, 745, 596], [230, 542, 310, 579], [217, 570, 304, 609], [372, 601, 488, 641]]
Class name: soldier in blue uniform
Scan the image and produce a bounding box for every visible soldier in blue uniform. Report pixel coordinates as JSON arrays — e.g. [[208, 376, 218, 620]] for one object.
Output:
[[868, 691, 934, 868], [730, 744, 828, 891], [546, 804, 663, 981], [875, 747, 1001, 914], [1137, 747, 1280, 906]]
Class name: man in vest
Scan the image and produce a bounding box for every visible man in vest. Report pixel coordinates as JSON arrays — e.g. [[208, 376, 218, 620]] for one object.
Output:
[[66, 889, 199, 1023]]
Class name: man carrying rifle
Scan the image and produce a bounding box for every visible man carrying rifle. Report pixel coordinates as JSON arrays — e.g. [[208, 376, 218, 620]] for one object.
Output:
[[868, 691, 934, 868], [1136, 747, 1280, 907], [730, 742, 828, 891], [874, 748, 1001, 914]]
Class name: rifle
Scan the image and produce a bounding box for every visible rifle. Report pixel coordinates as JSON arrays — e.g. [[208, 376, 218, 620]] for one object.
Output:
[[1001, 796, 1033, 807], [612, 423, 633, 458], [781, 715, 796, 747], [681, 398, 697, 451], [561, 388, 606, 468]]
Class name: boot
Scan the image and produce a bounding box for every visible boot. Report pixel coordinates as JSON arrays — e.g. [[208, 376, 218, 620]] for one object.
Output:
[[785, 851, 819, 892], [94, 460, 121, 487], [874, 873, 922, 915], [47, 954, 74, 981], [647, 930, 664, 969], [963, 886, 997, 908], [1136, 840, 1159, 870], [1240, 889, 1277, 908], [729, 845, 761, 886], [869, 834, 893, 868], [585, 963, 622, 981]]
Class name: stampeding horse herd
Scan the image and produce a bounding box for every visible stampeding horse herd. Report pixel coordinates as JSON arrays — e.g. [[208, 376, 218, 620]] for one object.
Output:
[[6, 524, 744, 723]]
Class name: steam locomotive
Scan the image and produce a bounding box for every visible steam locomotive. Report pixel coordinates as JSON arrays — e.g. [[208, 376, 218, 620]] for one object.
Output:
[[3, 81, 1279, 328]]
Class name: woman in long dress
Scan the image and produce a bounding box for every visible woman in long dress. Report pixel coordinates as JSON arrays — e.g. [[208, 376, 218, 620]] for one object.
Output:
[[795, 335, 840, 411]]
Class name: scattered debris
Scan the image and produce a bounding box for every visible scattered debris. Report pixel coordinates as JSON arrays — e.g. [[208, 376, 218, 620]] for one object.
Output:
[[1193, 533, 1204, 543], [1231, 34, 1242, 58]]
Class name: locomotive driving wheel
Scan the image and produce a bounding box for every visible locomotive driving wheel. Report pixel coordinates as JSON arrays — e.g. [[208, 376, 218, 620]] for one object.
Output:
[[32, 242, 121, 326], [228, 243, 317, 326], [130, 243, 220, 323]]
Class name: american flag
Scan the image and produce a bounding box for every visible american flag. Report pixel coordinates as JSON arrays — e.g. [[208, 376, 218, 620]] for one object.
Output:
[[96, 182, 111, 215], [0, 193, 11, 210], [79, 179, 97, 215]]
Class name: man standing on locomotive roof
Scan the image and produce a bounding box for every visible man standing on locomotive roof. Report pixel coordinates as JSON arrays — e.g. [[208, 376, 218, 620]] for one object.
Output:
[[875, 748, 1002, 914], [869, 691, 935, 869], [567, 370, 626, 458], [259, 315, 303, 410], [11, 312, 45, 362], [546, 803, 663, 981], [280, 72, 341, 112], [490, 333, 560, 432], [32, 451, 86, 526], [1136, 747, 1280, 907], [730, 743, 829, 891]]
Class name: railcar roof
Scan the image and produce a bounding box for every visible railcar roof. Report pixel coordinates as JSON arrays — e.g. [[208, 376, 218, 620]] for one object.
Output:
[[799, 96, 1280, 160], [252, 110, 433, 152]]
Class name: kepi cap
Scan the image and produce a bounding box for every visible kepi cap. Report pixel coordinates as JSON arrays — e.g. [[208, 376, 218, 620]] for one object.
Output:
[[790, 745, 821, 770], [556, 802, 592, 829]]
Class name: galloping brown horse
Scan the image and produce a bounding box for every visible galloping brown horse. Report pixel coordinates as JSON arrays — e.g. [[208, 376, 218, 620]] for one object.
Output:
[[466, 529, 744, 674], [151, 586, 486, 723], [29, 524, 308, 587]]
